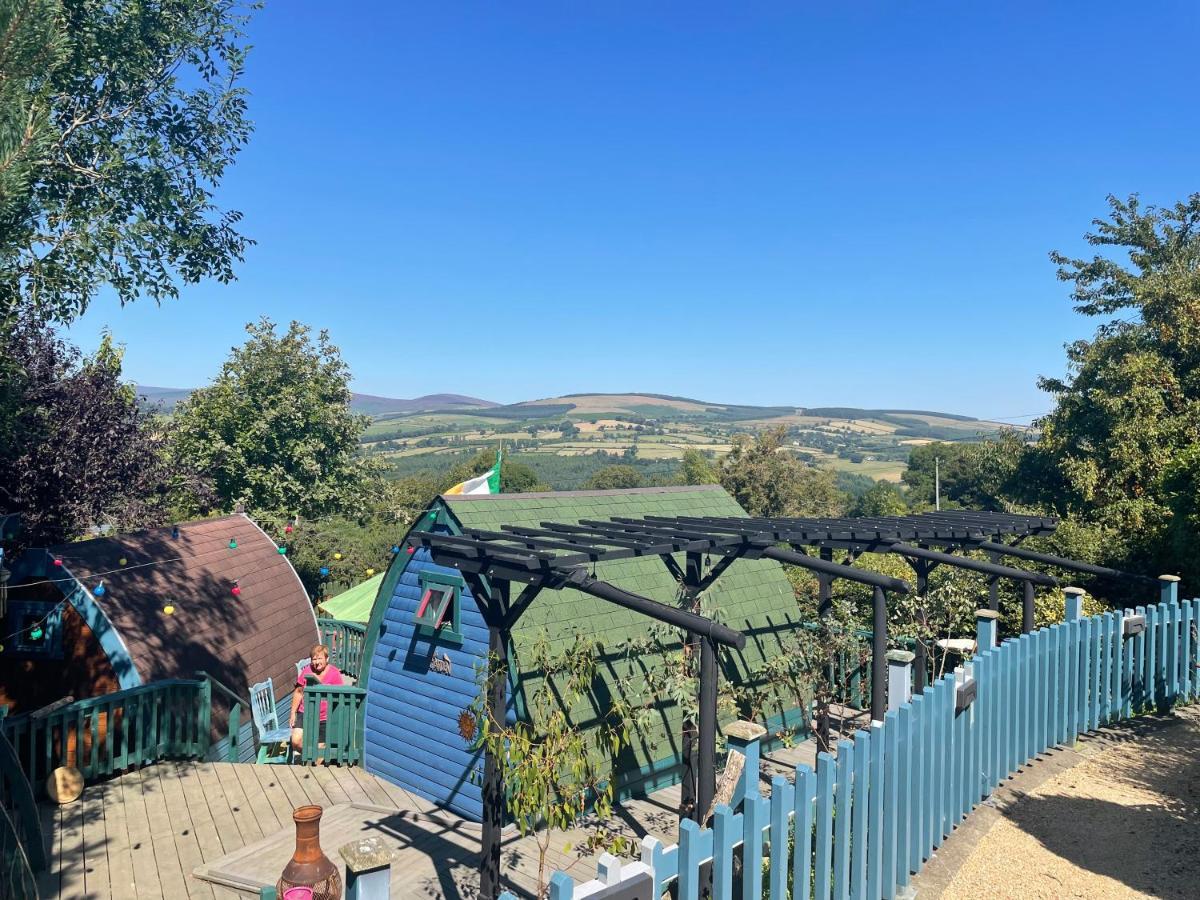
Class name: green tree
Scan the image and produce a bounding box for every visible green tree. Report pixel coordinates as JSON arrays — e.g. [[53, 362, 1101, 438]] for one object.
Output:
[[719, 427, 844, 518], [0, 0, 65, 239], [1026, 193, 1200, 579], [902, 433, 1026, 511], [850, 480, 908, 517], [674, 448, 719, 485], [168, 318, 378, 519], [1, 0, 257, 325], [584, 464, 643, 490], [0, 320, 211, 544]]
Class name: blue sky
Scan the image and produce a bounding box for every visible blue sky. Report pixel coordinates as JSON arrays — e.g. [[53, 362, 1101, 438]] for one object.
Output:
[[70, 1, 1199, 420]]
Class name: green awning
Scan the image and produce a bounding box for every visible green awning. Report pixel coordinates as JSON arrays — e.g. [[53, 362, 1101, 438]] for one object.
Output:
[[316, 573, 384, 623]]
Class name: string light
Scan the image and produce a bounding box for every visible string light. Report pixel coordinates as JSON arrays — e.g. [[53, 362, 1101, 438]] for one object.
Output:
[[319, 566, 330, 577], [333, 552, 342, 560], [118, 557, 127, 566], [277, 546, 287, 555], [231, 581, 241, 598], [163, 605, 175, 615], [366, 568, 375, 577], [93, 581, 105, 597], [52, 558, 62, 567], [285, 524, 293, 534], [228, 539, 237, 549]]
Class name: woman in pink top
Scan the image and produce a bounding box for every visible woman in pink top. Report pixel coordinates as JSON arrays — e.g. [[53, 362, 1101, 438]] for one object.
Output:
[[289, 643, 344, 752]]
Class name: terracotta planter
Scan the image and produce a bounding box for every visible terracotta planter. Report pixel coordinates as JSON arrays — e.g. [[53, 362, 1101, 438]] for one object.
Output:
[[277, 805, 342, 900]]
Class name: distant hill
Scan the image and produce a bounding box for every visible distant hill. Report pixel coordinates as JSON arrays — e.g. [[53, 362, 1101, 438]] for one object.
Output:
[[135, 385, 497, 416]]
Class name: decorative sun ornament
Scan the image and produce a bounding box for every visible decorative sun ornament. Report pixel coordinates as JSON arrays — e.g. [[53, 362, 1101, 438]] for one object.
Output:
[[457, 709, 477, 741]]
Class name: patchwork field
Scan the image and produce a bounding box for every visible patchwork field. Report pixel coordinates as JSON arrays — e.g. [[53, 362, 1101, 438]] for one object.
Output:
[[359, 392, 1018, 490]]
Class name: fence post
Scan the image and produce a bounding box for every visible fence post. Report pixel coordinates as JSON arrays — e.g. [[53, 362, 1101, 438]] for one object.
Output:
[[975, 610, 999, 653], [723, 720, 765, 810], [1064, 587, 1085, 623], [1160, 575, 1180, 606], [887, 651, 914, 713], [340, 835, 394, 899]]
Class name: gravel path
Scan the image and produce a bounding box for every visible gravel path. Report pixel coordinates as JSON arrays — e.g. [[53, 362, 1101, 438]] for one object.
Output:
[[920, 704, 1200, 899]]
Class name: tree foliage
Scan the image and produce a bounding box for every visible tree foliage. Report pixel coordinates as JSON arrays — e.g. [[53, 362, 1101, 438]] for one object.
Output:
[[719, 426, 843, 518], [168, 318, 379, 520], [849, 479, 908, 517], [584, 464, 643, 491], [0, 319, 209, 544], [674, 447, 719, 486], [902, 433, 1026, 511], [1027, 193, 1200, 580], [1, 0, 257, 325]]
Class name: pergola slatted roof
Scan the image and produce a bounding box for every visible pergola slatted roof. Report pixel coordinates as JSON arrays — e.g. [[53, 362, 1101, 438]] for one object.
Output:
[[412, 510, 1059, 582]]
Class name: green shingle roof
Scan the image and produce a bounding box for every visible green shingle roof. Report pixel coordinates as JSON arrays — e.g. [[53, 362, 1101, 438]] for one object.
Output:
[[441, 485, 805, 786]]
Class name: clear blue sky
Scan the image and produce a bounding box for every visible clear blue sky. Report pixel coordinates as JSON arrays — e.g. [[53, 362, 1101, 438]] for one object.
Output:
[[69, 1, 1199, 420]]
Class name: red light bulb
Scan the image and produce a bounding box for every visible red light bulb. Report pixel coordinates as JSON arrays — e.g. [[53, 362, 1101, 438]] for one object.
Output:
[[231, 583, 242, 597]]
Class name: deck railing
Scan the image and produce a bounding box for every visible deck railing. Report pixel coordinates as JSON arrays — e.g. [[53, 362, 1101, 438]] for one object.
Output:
[[0, 731, 44, 897], [524, 582, 1197, 900], [0, 678, 213, 786], [299, 684, 366, 765], [318, 618, 368, 680]]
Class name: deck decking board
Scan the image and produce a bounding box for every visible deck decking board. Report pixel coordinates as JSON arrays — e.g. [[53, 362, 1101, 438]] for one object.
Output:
[[118, 765, 166, 899], [193, 763, 244, 856], [151, 763, 215, 899], [97, 771, 136, 900], [79, 777, 113, 900], [305, 762, 355, 808], [137, 764, 192, 899], [209, 762, 266, 846], [36, 801, 60, 899], [231, 760, 286, 837]]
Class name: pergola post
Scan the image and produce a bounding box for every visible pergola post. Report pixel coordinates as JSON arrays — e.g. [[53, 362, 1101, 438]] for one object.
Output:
[[479, 587, 508, 900], [679, 552, 704, 821], [696, 636, 718, 823], [1022, 579, 1036, 634]]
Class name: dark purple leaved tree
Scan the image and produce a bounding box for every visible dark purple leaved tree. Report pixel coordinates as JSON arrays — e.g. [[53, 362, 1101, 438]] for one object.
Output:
[[0, 319, 214, 547]]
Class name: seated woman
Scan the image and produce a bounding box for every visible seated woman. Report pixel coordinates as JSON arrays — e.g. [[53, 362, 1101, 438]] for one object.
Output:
[[289, 643, 345, 753]]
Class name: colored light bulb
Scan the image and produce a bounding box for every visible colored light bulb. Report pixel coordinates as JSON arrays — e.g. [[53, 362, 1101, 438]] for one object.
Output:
[[277, 546, 287, 555], [391, 545, 400, 554], [172, 526, 180, 539], [52, 558, 62, 567], [231, 584, 241, 597], [228, 539, 237, 549], [94, 581, 106, 597], [285, 524, 293, 534], [319, 566, 330, 577], [118, 557, 127, 566], [163, 605, 175, 615], [366, 568, 375, 577], [333, 552, 342, 560]]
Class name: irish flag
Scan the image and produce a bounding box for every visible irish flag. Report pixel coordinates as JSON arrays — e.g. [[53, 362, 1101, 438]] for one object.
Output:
[[446, 450, 502, 495]]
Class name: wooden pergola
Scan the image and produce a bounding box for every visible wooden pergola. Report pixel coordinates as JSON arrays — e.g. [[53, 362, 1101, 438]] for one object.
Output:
[[409, 507, 1142, 899]]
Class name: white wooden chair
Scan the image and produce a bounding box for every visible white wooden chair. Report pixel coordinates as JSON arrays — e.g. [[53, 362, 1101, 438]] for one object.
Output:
[[249, 678, 292, 764]]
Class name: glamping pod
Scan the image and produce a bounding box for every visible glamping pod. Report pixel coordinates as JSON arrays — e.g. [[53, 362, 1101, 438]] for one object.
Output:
[[1, 515, 319, 758], [360, 485, 806, 821]]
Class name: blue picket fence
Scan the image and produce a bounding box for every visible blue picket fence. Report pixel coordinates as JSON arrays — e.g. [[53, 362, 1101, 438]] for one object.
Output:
[[514, 582, 1196, 900]]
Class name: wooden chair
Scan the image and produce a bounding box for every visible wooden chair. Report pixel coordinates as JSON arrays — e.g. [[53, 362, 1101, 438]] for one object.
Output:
[[249, 679, 292, 764], [295, 657, 311, 680]]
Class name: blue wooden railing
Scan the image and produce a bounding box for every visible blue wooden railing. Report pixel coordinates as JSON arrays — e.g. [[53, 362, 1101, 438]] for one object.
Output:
[[318, 618, 368, 681], [520, 581, 1197, 900], [0, 678, 215, 787], [299, 684, 366, 766], [0, 730, 44, 896]]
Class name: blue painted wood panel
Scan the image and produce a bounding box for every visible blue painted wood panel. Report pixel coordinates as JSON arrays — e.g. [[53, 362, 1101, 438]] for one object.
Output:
[[363, 544, 493, 821]]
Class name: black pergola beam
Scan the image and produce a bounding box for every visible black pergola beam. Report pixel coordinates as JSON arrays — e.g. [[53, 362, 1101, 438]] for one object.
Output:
[[759, 545, 912, 593], [969, 539, 1157, 584], [883, 542, 1058, 587]]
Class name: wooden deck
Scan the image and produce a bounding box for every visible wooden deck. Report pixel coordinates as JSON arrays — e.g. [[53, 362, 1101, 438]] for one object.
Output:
[[38, 709, 869, 899]]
